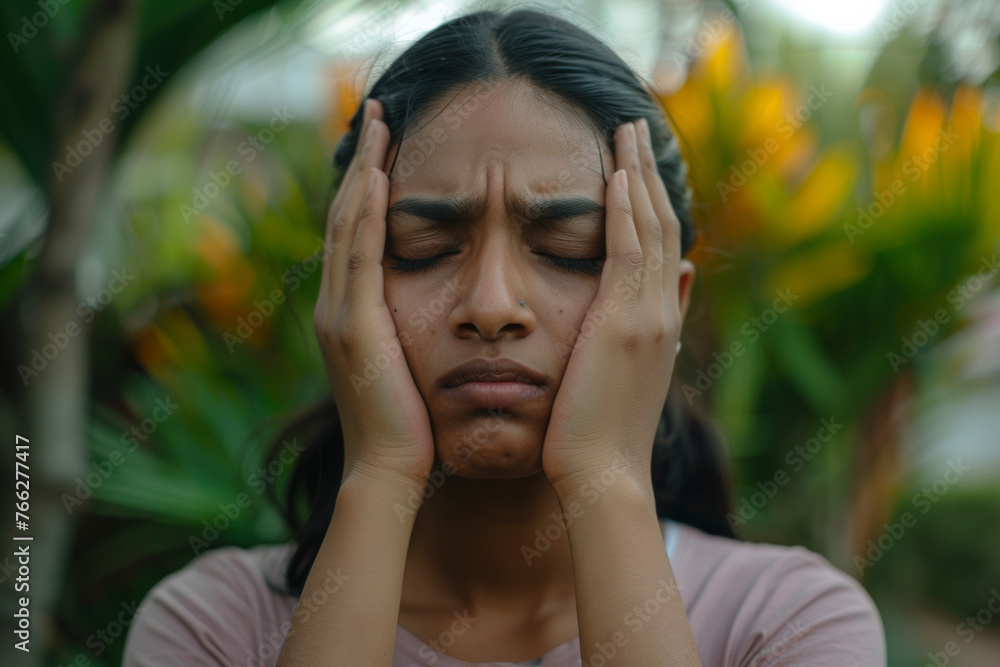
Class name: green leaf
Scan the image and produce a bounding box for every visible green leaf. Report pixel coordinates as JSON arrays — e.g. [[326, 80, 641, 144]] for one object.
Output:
[[769, 315, 849, 415]]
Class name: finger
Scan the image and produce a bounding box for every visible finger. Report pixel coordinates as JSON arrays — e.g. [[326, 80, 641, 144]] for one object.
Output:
[[318, 98, 373, 319], [323, 99, 373, 259], [636, 117, 682, 310], [344, 167, 389, 320], [597, 169, 643, 311], [330, 102, 390, 308], [614, 121, 664, 312]]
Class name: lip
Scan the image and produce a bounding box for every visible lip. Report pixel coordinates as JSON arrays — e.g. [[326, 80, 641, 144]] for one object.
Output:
[[439, 358, 548, 389], [442, 382, 548, 409], [438, 358, 549, 409]]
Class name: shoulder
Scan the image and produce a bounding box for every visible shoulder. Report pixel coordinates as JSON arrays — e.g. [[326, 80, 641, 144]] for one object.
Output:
[[122, 543, 298, 667], [670, 522, 886, 666]]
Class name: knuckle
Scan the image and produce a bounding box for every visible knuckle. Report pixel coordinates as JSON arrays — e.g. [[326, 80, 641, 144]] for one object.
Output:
[[646, 318, 669, 347], [619, 248, 644, 271], [313, 308, 338, 343], [646, 244, 665, 271], [347, 249, 368, 273], [670, 218, 682, 243], [331, 206, 351, 231], [617, 199, 633, 220], [339, 330, 363, 354], [329, 217, 350, 244], [338, 317, 366, 353], [645, 214, 664, 245], [629, 150, 642, 172], [641, 150, 657, 173], [616, 321, 641, 355]]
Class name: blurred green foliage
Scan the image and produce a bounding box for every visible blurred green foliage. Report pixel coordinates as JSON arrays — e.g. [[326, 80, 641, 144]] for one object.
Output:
[[1, 2, 998, 665]]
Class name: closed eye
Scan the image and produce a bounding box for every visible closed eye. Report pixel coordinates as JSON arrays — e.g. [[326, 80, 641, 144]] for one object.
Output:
[[535, 253, 604, 276], [387, 252, 458, 274], [386, 251, 604, 276]]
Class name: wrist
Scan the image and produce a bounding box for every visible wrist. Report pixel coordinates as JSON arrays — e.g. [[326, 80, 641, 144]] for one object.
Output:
[[549, 454, 653, 508], [341, 456, 430, 498]]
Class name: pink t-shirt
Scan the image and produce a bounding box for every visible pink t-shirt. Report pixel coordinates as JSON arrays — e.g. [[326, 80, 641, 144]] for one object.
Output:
[[122, 519, 885, 666]]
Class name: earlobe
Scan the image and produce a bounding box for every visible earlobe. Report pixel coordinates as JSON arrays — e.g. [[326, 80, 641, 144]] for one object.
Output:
[[677, 259, 696, 323]]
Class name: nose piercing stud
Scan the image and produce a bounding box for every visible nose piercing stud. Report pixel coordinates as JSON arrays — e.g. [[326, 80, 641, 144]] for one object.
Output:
[[519, 300, 525, 307]]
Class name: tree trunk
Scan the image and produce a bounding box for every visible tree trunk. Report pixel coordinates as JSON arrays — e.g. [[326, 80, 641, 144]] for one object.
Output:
[[3, 1, 138, 663]]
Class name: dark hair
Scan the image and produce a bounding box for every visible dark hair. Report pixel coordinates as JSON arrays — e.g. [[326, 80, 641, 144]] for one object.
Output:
[[267, 6, 736, 595]]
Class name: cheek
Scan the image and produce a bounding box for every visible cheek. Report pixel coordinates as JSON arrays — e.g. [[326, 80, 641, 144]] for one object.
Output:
[[384, 273, 445, 335], [550, 289, 599, 362], [384, 276, 438, 381]]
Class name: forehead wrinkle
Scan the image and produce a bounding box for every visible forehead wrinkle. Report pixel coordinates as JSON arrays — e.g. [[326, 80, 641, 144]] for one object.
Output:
[[387, 86, 611, 232], [387, 190, 489, 228], [388, 190, 604, 240], [389, 152, 607, 232]]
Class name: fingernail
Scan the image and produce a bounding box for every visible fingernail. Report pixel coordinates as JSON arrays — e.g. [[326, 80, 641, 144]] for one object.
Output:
[[361, 99, 371, 132], [638, 118, 650, 145], [616, 169, 628, 189]]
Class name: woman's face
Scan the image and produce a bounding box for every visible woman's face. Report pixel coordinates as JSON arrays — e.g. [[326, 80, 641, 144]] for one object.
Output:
[[380, 80, 630, 479]]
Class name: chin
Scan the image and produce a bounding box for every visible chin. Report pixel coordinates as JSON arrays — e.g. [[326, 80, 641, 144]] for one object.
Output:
[[433, 418, 547, 480]]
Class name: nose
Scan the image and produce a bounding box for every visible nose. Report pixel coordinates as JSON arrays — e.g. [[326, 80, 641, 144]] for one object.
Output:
[[447, 232, 536, 342]]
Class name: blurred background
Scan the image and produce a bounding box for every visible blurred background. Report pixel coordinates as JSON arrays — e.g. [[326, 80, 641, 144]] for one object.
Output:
[[1, 0, 999, 664]]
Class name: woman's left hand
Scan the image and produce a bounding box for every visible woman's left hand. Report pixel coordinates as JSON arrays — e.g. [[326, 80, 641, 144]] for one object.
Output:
[[541, 118, 693, 493]]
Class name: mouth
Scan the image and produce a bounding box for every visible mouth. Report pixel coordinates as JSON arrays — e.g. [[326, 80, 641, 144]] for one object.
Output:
[[439, 358, 548, 409], [441, 382, 548, 409]]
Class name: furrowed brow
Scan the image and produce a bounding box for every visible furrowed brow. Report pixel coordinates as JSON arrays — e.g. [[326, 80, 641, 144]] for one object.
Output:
[[520, 197, 604, 222], [387, 194, 488, 228], [386, 194, 605, 232]]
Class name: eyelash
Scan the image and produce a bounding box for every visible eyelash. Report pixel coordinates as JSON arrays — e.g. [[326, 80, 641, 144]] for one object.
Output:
[[388, 252, 604, 276]]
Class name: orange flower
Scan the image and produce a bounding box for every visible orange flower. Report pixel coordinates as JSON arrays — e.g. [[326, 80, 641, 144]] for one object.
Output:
[[194, 217, 257, 327]]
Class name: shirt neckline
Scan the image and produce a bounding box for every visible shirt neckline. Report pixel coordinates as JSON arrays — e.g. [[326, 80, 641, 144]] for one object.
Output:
[[393, 518, 682, 666]]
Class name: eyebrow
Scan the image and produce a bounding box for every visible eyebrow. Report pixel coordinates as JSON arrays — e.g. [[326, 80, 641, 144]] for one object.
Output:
[[387, 194, 605, 233]]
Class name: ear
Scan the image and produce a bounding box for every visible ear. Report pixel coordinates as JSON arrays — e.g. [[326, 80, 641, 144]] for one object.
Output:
[[677, 259, 696, 325]]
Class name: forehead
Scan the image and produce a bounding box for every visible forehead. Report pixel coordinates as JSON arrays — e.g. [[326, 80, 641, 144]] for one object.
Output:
[[383, 80, 612, 198]]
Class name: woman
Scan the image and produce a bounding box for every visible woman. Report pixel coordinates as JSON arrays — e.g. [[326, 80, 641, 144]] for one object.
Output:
[[123, 7, 885, 666]]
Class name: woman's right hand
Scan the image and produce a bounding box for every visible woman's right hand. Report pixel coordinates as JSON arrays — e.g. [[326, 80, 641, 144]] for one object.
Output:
[[313, 98, 436, 487]]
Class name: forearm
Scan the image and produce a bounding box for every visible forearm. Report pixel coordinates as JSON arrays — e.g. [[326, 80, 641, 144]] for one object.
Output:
[[277, 465, 423, 666], [553, 467, 702, 666]]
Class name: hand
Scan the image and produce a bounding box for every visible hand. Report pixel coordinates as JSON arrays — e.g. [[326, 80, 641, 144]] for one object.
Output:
[[541, 118, 692, 491], [313, 98, 436, 486]]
